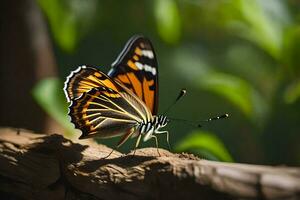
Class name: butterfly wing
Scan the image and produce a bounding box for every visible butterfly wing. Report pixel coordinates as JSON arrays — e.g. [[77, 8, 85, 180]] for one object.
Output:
[[69, 85, 152, 139], [108, 35, 159, 115], [64, 65, 121, 102]]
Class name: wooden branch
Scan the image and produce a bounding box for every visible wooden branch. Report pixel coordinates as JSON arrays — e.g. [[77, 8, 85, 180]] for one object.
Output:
[[0, 128, 299, 200]]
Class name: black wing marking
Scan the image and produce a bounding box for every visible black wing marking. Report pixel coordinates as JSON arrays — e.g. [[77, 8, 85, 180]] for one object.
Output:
[[108, 35, 159, 115], [69, 86, 151, 139], [64, 65, 122, 102]]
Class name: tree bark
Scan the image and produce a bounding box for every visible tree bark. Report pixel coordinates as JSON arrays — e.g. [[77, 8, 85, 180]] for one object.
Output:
[[0, 128, 299, 200]]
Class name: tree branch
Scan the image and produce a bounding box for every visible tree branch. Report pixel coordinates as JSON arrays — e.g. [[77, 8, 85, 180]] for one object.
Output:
[[0, 128, 299, 200]]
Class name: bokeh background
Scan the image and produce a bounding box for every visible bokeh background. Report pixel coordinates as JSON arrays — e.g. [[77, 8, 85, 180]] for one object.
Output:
[[1, 0, 300, 165]]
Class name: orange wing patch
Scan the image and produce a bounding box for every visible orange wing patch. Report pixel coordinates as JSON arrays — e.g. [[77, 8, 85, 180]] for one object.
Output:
[[135, 47, 142, 56], [94, 72, 102, 77], [101, 79, 119, 91], [133, 55, 139, 61], [86, 75, 103, 84], [127, 72, 143, 100], [127, 60, 138, 70], [142, 78, 154, 112], [79, 80, 99, 88], [116, 74, 131, 84]]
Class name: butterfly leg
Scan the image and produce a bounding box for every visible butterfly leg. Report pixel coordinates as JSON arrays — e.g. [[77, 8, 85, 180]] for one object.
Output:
[[149, 135, 161, 156], [102, 128, 136, 159], [132, 133, 142, 157], [102, 149, 115, 159], [156, 131, 171, 151]]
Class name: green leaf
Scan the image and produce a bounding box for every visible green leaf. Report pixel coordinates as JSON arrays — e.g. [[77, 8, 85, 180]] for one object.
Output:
[[154, 0, 181, 44], [37, 0, 97, 52], [32, 78, 75, 136], [221, 0, 291, 59], [37, 0, 77, 52], [197, 72, 269, 125], [284, 80, 300, 104], [175, 131, 233, 162]]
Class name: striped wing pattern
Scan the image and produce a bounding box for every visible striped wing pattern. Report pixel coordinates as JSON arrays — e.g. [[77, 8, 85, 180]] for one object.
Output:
[[68, 85, 152, 139], [109, 35, 159, 114], [64, 65, 120, 102]]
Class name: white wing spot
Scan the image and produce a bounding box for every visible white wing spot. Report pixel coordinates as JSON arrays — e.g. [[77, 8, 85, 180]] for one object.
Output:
[[134, 62, 156, 75], [142, 50, 154, 59], [135, 62, 143, 70]]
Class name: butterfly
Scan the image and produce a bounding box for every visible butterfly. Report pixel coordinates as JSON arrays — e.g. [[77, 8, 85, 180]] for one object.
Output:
[[64, 35, 170, 156]]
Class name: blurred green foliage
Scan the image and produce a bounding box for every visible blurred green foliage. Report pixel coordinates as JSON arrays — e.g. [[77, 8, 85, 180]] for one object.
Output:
[[176, 131, 233, 162], [33, 0, 300, 165], [154, 0, 181, 44], [37, 0, 97, 52], [32, 78, 75, 137]]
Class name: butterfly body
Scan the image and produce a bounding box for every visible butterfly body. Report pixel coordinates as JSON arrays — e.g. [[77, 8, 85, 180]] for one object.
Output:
[[64, 35, 170, 152], [138, 115, 168, 142]]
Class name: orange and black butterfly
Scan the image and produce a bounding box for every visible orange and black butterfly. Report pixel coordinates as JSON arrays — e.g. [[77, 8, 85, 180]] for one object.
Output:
[[64, 35, 170, 154]]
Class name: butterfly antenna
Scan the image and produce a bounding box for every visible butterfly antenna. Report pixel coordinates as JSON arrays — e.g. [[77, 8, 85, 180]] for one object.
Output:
[[163, 89, 187, 115], [197, 114, 229, 127], [168, 117, 199, 128], [169, 114, 229, 127]]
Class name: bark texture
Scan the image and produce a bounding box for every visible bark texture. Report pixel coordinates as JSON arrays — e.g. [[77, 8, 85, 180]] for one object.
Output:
[[0, 128, 299, 200]]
